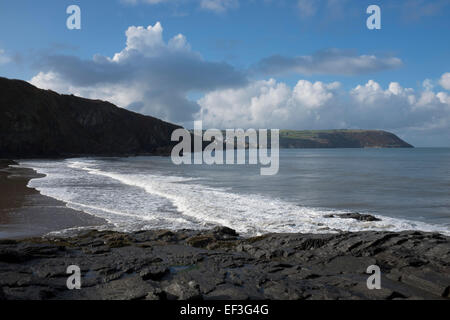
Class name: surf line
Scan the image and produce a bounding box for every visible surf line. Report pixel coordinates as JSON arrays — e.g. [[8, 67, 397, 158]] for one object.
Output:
[[171, 121, 279, 176]]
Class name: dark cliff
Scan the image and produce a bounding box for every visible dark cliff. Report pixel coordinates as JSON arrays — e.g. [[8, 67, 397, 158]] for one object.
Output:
[[0, 77, 181, 158]]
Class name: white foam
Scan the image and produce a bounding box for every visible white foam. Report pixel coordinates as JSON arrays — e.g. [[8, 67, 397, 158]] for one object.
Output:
[[19, 160, 203, 233], [19, 159, 450, 237], [67, 160, 450, 236]]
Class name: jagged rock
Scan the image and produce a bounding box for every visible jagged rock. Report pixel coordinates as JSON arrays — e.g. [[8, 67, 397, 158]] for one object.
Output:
[[325, 212, 381, 222], [62, 276, 157, 300], [322, 256, 377, 274], [186, 235, 215, 248], [0, 229, 448, 300], [212, 226, 239, 238], [140, 266, 169, 281], [205, 284, 256, 300], [400, 268, 450, 297], [163, 281, 202, 300], [3, 286, 55, 300]]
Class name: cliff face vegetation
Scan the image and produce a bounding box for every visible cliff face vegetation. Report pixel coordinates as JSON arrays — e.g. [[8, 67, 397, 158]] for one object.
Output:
[[279, 130, 413, 148], [0, 77, 181, 158]]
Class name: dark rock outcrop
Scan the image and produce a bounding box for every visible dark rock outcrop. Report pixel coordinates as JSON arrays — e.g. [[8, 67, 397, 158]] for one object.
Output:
[[325, 212, 381, 222], [0, 229, 448, 300], [0, 77, 181, 158]]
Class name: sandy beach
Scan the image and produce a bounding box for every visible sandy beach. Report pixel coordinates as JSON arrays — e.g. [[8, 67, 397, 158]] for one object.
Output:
[[0, 160, 105, 239]]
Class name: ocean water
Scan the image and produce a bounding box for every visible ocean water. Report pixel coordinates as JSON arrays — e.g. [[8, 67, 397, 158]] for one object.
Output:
[[19, 148, 450, 236]]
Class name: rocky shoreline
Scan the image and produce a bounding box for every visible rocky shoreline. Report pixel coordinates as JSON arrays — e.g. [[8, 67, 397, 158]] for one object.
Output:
[[0, 227, 449, 300], [1, 160, 449, 300]]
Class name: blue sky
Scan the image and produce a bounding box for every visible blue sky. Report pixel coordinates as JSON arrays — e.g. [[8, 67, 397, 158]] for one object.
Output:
[[1, 0, 450, 146]]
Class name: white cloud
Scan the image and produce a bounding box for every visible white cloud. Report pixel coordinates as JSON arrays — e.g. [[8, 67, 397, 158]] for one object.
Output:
[[437, 91, 450, 104], [198, 78, 450, 146], [439, 72, 450, 90], [198, 78, 342, 129], [30, 71, 145, 111], [292, 80, 339, 108], [110, 22, 191, 62], [256, 49, 403, 76], [30, 22, 246, 123], [350, 80, 415, 105], [27, 20, 450, 147], [422, 79, 434, 91]]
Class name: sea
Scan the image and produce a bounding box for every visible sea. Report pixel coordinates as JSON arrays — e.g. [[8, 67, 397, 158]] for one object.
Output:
[[18, 148, 450, 237]]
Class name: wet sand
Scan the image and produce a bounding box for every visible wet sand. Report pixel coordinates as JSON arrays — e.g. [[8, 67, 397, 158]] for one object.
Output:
[[0, 160, 106, 239]]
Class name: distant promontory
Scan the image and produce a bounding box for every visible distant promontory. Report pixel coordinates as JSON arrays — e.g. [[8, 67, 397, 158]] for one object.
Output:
[[278, 129, 413, 149]]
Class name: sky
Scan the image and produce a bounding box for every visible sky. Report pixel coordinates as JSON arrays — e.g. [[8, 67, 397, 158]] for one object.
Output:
[[0, 0, 449, 146]]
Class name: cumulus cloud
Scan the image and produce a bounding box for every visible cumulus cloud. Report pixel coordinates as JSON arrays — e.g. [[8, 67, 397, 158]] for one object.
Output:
[[30, 22, 247, 123], [439, 72, 450, 90], [27, 21, 449, 146], [198, 76, 450, 146], [197, 78, 342, 129], [255, 49, 403, 76]]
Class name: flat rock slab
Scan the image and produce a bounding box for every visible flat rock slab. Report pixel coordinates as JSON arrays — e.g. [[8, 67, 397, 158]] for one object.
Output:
[[0, 229, 448, 300]]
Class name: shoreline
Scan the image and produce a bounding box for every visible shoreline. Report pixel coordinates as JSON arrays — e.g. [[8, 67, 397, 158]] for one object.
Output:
[[0, 160, 449, 300], [3, 158, 449, 239], [0, 160, 106, 239]]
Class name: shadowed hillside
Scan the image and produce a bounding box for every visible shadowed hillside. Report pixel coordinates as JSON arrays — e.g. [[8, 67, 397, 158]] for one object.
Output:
[[0, 77, 181, 158]]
